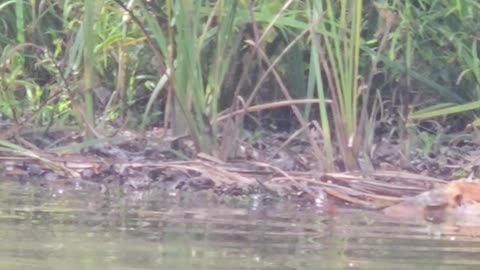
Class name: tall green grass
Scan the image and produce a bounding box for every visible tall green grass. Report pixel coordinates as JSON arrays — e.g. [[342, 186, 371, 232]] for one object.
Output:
[[2, 0, 480, 170], [132, 0, 241, 154], [307, 0, 363, 170]]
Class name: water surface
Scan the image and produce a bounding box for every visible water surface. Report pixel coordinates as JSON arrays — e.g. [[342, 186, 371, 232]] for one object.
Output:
[[0, 180, 479, 269]]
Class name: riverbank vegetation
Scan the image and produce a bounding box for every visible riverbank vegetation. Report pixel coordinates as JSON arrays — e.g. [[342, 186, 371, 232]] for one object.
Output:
[[1, 0, 480, 206]]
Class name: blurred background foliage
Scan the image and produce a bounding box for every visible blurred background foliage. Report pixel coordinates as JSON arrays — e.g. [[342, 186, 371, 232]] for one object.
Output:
[[1, 0, 480, 171]]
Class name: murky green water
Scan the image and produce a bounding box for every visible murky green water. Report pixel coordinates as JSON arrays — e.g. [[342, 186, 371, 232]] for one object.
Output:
[[0, 180, 479, 270]]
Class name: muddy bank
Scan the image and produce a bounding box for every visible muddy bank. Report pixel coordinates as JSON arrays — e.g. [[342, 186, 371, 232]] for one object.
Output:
[[2, 127, 480, 211]]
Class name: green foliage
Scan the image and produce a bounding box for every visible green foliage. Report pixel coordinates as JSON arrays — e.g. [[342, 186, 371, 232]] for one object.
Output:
[[135, 0, 243, 153], [307, 0, 364, 170], [2, 0, 480, 169]]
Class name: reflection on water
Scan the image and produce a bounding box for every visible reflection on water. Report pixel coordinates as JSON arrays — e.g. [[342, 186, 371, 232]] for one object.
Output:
[[0, 180, 479, 270]]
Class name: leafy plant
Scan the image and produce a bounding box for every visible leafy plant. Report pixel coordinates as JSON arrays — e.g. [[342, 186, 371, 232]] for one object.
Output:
[[307, 0, 364, 170]]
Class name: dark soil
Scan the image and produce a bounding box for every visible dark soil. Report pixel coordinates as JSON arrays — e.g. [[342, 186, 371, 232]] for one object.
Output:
[[2, 120, 479, 210]]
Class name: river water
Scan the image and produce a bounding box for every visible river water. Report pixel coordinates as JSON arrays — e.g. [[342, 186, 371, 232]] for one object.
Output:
[[0, 180, 479, 270]]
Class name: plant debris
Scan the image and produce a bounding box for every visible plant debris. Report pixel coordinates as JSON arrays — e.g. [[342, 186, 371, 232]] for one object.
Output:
[[2, 125, 480, 216]]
